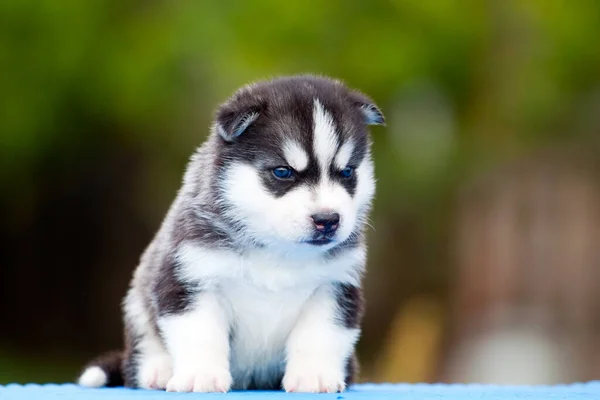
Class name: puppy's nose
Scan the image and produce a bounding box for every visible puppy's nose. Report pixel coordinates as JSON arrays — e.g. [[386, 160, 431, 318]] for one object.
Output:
[[311, 212, 340, 234]]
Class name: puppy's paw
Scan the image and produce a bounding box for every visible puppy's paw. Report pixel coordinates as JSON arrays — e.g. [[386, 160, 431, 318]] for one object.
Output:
[[166, 367, 232, 393], [283, 361, 346, 393], [138, 355, 173, 390]]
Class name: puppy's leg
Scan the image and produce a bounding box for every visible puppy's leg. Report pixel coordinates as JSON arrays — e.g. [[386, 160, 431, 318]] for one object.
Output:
[[159, 291, 232, 393], [123, 289, 172, 389], [283, 283, 362, 393], [123, 331, 173, 389]]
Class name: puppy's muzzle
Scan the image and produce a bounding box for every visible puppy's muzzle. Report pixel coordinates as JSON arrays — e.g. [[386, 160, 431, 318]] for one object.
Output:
[[311, 212, 340, 235]]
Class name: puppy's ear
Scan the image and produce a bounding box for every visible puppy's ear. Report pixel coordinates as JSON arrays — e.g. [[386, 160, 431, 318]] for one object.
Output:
[[359, 103, 385, 126], [215, 108, 260, 142], [349, 91, 385, 126]]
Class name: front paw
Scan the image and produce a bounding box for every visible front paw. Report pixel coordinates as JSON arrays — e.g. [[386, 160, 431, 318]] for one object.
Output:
[[138, 355, 172, 390], [283, 361, 346, 393], [166, 367, 232, 393]]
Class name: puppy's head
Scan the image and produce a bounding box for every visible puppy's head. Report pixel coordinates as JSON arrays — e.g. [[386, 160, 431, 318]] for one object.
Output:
[[213, 75, 384, 253]]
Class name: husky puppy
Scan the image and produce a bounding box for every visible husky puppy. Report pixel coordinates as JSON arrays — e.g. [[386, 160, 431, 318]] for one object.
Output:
[[77, 75, 384, 393]]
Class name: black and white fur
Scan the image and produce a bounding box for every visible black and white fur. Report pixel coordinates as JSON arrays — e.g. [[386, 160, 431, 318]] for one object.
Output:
[[78, 75, 384, 393]]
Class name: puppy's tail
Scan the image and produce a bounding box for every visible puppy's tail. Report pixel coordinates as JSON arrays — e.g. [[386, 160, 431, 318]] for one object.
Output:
[[78, 350, 124, 388]]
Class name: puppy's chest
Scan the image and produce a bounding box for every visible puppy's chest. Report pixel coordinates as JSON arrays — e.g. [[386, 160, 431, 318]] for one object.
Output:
[[178, 246, 353, 389], [220, 273, 317, 348], [219, 277, 318, 389], [215, 252, 324, 347]]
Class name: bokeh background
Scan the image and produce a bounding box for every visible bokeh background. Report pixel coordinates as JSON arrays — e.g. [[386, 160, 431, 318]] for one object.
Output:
[[2, 0, 600, 385]]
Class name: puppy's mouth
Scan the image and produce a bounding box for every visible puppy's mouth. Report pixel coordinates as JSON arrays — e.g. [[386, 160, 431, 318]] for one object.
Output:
[[304, 238, 334, 246], [302, 233, 336, 246]]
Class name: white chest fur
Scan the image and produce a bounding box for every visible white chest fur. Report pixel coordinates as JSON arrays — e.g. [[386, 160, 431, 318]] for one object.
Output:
[[177, 243, 365, 291], [221, 278, 317, 389], [174, 244, 365, 389]]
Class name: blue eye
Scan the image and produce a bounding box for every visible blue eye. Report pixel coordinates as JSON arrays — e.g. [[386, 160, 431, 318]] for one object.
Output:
[[340, 166, 354, 178], [273, 167, 294, 179]]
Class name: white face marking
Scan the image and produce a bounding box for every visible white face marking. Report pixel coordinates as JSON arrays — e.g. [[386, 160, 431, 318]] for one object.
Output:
[[220, 162, 315, 249], [334, 140, 354, 170], [283, 140, 309, 171], [313, 99, 338, 175], [313, 180, 356, 241], [355, 152, 376, 212], [221, 155, 375, 252]]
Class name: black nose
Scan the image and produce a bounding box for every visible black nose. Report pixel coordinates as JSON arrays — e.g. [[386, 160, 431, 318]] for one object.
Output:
[[311, 212, 340, 234]]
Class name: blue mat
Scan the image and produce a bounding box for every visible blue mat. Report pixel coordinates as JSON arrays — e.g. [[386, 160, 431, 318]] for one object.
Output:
[[2, 383, 600, 399]]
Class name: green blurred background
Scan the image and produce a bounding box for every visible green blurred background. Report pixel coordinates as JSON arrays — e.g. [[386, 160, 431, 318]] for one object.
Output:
[[2, 0, 600, 385]]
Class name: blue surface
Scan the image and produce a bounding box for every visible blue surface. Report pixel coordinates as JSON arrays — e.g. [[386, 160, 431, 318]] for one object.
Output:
[[2, 383, 600, 400]]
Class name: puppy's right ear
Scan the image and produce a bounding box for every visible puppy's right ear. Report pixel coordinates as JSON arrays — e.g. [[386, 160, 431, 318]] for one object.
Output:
[[215, 108, 260, 142]]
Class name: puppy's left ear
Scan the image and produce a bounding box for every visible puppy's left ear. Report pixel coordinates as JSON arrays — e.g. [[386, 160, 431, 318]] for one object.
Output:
[[350, 91, 385, 126], [359, 103, 385, 126]]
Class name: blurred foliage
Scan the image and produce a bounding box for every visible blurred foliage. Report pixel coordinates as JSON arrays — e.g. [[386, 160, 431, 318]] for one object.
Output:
[[3, 0, 600, 186], [1, 0, 600, 384], [2, 0, 599, 210]]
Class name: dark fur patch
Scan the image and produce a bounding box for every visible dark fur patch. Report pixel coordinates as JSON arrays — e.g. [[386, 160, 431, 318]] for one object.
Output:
[[345, 353, 359, 385], [329, 164, 358, 196], [333, 283, 364, 329], [259, 157, 322, 198], [246, 372, 285, 391], [154, 254, 200, 317], [329, 136, 368, 197], [172, 204, 234, 249], [326, 229, 363, 259], [122, 330, 140, 387]]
